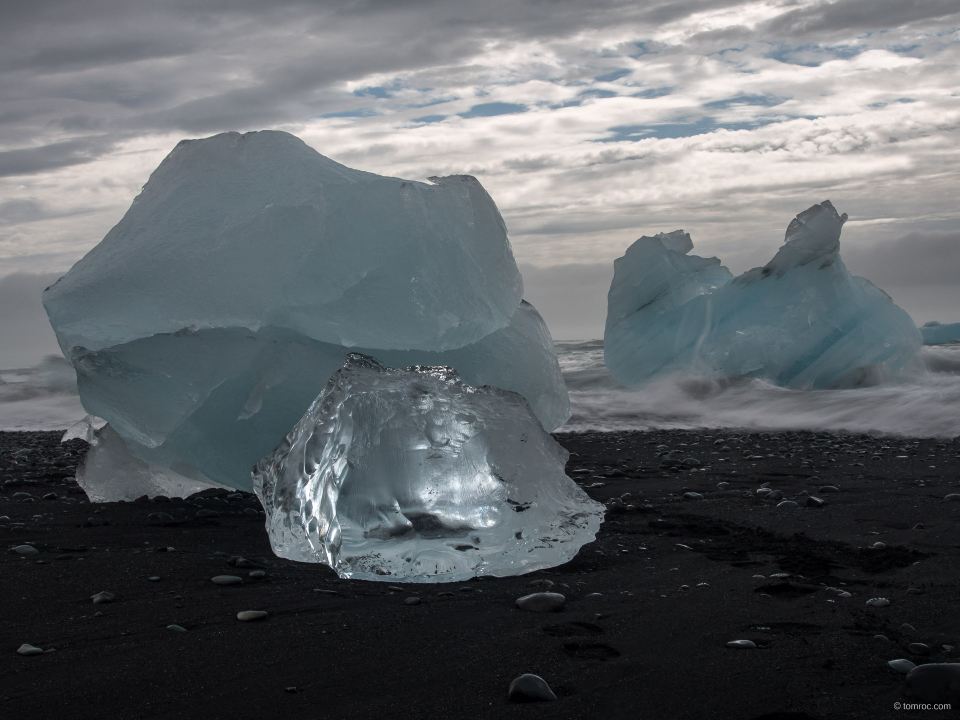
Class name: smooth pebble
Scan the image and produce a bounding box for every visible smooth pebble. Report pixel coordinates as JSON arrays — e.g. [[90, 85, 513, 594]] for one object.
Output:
[[515, 592, 566, 613], [508, 674, 557, 703]]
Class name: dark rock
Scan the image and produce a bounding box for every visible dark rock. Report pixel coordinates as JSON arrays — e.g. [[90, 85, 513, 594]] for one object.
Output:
[[508, 674, 556, 702]]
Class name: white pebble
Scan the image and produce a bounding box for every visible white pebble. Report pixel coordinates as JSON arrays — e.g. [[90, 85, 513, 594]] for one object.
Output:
[[726, 640, 756, 649], [17, 644, 43, 656], [236, 610, 268, 621]]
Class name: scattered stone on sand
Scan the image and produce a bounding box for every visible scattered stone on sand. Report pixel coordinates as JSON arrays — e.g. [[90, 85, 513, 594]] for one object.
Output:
[[233, 557, 253, 568], [726, 640, 757, 649], [508, 674, 557, 702], [905, 663, 960, 704], [874, 635, 889, 642], [806, 496, 825, 508], [888, 659, 916, 674], [945, 493, 960, 502], [404, 597, 422, 606], [866, 598, 890, 608], [908, 643, 931, 656], [768, 491, 785, 502], [17, 644, 43, 656], [682, 491, 703, 500], [92, 591, 116, 604], [818, 485, 840, 493], [236, 610, 268, 622], [527, 579, 555, 589], [167, 625, 187, 633], [716, 482, 730, 490], [515, 592, 566, 612], [196, 509, 220, 519], [901, 623, 917, 634], [147, 512, 175, 524], [387, 586, 404, 592], [13, 545, 40, 555], [148, 576, 161, 582], [212, 575, 243, 586], [249, 570, 266, 579], [870, 542, 887, 550]]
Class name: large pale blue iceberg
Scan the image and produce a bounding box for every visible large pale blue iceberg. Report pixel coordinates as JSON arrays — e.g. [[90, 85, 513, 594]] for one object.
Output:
[[253, 355, 603, 582], [604, 201, 922, 388], [43, 130, 569, 494], [44, 131, 521, 354], [921, 322, 960, 345]]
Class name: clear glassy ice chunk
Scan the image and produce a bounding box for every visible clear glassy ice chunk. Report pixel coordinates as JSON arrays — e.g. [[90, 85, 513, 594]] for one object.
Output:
[[253, 355, 603, 582]]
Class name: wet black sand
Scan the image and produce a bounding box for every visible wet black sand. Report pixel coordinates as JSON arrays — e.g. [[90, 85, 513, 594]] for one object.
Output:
[[2, 429, 959, 719]]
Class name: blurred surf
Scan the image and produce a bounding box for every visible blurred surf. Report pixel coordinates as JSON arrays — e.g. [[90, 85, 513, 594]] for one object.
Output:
[[556, 340, 960, 438], [3, 343, 959, 437]]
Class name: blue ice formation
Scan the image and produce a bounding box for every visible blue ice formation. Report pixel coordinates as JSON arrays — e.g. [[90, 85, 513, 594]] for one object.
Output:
[[43, 131, 568, 495], [254, 355, 603, 582], [604, 201, 922, 389], [920, 322, 960, 345]]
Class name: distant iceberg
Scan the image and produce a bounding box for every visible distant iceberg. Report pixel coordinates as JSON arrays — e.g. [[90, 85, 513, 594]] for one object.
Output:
[[920, 321, 960, 345], [604, 201, 922, 388], [44, 130, 569, 495]]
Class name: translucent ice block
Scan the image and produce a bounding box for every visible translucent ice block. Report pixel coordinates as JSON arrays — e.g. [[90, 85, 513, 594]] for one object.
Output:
[[253, 355, 603, 582]]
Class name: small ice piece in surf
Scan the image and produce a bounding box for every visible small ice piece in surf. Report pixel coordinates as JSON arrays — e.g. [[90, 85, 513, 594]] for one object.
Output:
[[253, 355, 603, 583], [920, 321, 960, 346], [604, 201, 921, 388], [61, 414, 105, 444], [75, 424, 226, 503]]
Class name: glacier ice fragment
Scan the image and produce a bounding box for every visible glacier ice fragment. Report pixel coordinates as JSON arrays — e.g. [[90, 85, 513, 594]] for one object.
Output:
[[42, 130, 569, 497], [920, 321, 960, 345], [76, 423, 226, 502], [604, 201, 922, 388], [43, 131, 522, 354], [253, 355, 603, 582]]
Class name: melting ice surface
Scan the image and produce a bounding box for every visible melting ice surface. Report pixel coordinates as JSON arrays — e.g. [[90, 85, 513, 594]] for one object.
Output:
[[604, 202, 922, 389], [254, 355, 603, 582], [42, 130, 568, 494]]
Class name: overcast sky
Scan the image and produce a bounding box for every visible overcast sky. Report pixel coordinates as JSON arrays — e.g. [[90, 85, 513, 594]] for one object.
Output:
[[1, 0, 958, 361]]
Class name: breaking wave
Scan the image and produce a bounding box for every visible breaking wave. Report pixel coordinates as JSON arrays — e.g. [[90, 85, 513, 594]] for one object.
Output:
[[3, 344, 959, 437], [0, 356, 87, 431], [556, 341, 960, 438]]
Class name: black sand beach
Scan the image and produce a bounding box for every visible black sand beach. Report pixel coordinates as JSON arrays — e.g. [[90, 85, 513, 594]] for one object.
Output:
[[2, 429, 959, 719]]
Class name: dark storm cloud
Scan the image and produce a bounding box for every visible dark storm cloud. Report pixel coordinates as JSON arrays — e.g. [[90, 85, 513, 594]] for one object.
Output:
[[764, 0, 960, 37], [0, 136, 116, 177], [845, 230, 960, 287]]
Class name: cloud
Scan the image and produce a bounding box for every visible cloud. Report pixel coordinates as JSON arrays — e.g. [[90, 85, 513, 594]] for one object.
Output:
[[520, 262, 613, 340], [764, 0, 960, 37], [0, 272, 65, 369], [844, 230, 960, 287], [0, 0, 957, 340], [0, 137, 116, 177]]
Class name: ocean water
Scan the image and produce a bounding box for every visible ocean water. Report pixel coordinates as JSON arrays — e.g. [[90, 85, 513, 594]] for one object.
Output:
[[557, 341, 960, 438], [2, 344, 959, 438]]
